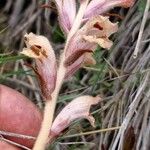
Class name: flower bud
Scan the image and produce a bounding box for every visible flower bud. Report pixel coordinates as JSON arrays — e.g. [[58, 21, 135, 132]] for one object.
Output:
[[55, 0, 76, 35]]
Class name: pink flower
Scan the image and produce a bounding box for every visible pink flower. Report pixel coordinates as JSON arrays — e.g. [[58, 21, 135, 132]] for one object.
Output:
[[21, 33, 57, 100], [84, 0, 135, 19], [49, 95, 100, 140], [64, 15, 118, 78], [55, 0, 76, 35]]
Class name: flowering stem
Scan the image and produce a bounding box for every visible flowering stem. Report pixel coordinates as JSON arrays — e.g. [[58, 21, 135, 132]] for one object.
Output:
[[33, 1, 89, 150], [32, 64, 65, 150]]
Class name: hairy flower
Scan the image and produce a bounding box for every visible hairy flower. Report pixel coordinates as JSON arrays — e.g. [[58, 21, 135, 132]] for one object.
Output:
[[64, 15, 118, 78], [84, 0, 135, 19], [55, 0, 76, 35], [21, 33, 57, 100], [49, 95, 100, 139]]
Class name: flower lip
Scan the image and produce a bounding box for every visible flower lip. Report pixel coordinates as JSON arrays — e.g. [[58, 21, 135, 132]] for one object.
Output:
[[22, 33, 51, 59]]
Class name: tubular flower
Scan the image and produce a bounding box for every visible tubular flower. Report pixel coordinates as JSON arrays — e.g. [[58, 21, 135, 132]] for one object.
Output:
[[21, 33, 57, 100], [64, 15, 118, 78], [54, 0, 76, 35], [49, 95, 100, 140], [84, 0, 135, 19]]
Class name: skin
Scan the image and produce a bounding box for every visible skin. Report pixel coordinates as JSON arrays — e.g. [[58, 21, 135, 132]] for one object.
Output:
[[0, 140, 21, 150], [0, 84, 42, 148]]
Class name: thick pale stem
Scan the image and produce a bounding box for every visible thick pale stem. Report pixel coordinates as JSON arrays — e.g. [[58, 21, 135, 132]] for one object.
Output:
[[66, 0, 90, 44], [33, 1, 89, 150], [33, 64, 65, 150]]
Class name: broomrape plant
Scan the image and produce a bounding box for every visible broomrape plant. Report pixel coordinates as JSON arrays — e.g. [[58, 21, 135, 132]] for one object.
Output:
[[0, 0, 135, 150]]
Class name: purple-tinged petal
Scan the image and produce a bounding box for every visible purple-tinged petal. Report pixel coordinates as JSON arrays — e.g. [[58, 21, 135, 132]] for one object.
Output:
[[55, 0, 76, 35], [49, 95, 100, 138], [21, 33, 57, 100], [64, 15, 118, 78], [65, 52, 96, 79], [84, 0, 135, 19]]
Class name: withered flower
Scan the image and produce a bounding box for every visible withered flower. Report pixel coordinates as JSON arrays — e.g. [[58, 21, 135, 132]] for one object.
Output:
[[21, 33, 57, 100]]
